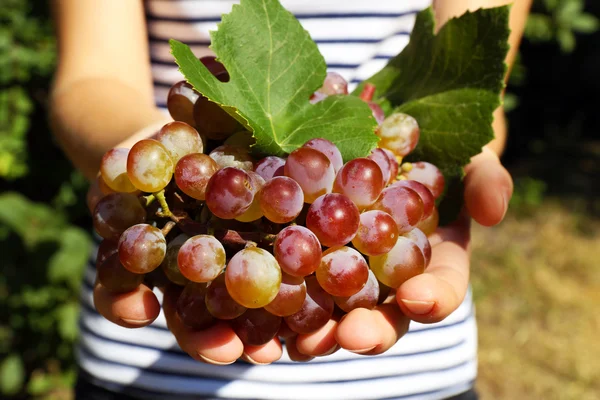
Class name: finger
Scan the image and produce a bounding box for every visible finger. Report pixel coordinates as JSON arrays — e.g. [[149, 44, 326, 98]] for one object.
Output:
[[396, 216, 470, 323], [163, 285, 244, 365], [295, 318, 340, 357], [335, 305, 410, 356], [93, 283, 160, 328], [285, 336, 315, 362], [242, 337, 283, 365], [464, 147, 513, 226]]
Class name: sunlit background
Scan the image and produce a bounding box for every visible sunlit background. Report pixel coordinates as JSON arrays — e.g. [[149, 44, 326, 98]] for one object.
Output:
[[0, 0, 598, 398]]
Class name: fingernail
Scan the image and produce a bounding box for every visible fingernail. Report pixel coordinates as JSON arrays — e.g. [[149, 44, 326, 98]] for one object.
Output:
[[243, 354, 272, 365], [120, 318, 155, 326], [318, 344, 340, 357], [351, 345, 377, 354], [400, 299, 435, 315], [198, 354, 235, 365]]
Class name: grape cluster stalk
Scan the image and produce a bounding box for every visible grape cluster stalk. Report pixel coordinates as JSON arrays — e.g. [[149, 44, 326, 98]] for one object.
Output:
[[91, 58, 446, 347]]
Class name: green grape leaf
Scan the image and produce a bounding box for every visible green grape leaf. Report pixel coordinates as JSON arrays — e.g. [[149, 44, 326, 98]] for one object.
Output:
[[355, 7, 510, 176], [171, 0, 378, 161]]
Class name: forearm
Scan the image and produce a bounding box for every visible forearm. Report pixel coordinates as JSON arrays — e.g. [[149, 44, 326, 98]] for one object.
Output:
[[50, 78, 166, 180]]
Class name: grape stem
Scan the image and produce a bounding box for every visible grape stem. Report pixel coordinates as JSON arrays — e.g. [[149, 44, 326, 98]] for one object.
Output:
[[359, 83, 376, 102], [141, 194, 156, 207], [172, 210, 277, 249], [161, 221, 176, 237], [154, 190, 172, 218]]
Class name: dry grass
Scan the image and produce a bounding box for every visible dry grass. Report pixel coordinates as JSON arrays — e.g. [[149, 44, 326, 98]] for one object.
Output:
[[471, 199, 600, 400]]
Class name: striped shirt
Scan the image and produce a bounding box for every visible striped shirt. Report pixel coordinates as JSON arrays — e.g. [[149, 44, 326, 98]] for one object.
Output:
[[79, 1, 478, 399]]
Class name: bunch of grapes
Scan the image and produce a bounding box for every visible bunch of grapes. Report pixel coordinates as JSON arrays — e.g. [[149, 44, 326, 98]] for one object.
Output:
[[90, 56, 446, 347]]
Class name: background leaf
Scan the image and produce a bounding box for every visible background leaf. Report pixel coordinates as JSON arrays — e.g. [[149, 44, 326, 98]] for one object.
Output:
[[0, 354, 25, 395]]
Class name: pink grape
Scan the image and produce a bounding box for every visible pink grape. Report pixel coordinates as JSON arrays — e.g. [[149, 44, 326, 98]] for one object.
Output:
[[199, 55, 229, 81], [176, 282, 215, 330], [193, 96, 241, 140], [265, 272, 307, 317], [235, 171, 265, 222], [403, 161, 445, 199], [95, 239, 118, 268], [209, 144, 254, 171], [97, 253, 143, 294], [403, 228, 432, 267], [378, 113, 420, 157], [352, 210, 399, 256], [205, 167, 255, 219], [127, 139, 174, 193], [284, 147, 335, 203], [334, 270, 379, 312], [285, 276, 334, 334], [317, 246, 369, 297], [259, 176, 304, 223], [100, 148, 136, 193], [392, 179, 435, 221], [302, 138, 343, 173], [369, 186, 424, 234], [367, 148, 393, 186], [177, 235, 226, 282], [160, 234, 189, 286], [306, 193, 360, 247], [274, 226, 322, 277], [225, 247, 281, 309], [156, 121, 204, 164], [369, 102, 385, 125], [167, 81, 200, 127], [118, 224, 166, 274], [316, 72, 348, 96], [205, 274, 247, 320], [381, 148, 399, 184], [93, 193, 146, 241], [333, 158, 384, 209], [416, 207, 439, 236], [254, 156, 285, 180], [231, 308, 281, 346], [174, 153, 219, 201], [369, 236, 425, 288]]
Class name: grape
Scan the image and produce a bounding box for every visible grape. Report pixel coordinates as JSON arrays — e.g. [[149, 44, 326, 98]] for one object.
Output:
[[369, 236, 425, 288], [352, 210, 399, 256], [369, 186, 424, 234], [176, 282, 215, 330], [264, 272, 306, 317], [369, 102, 385, 125], [167, 81, 200, 127], [302, 138, 343, 173], [177, 235, 226, 282], [415, 207, 439, 236], [403, 228, 432, 267], [156, 121, 204, 164], [160, 234, 189, 286], [209, 144, 254, 171], [235, 172, 265, 222], [225, 247, 281, 309], [118, 224, 166, 274], [127, 139, 174, 193], [174, 153, 218, 201], [285, 276, 334, 334], [392, 180, 435, 221], [274, 226, 322, 277], [403, 161, 445, 199], [223, 131, 255, 148], [93, 193, 146, 241], [193, 96, 241, 140], [367, 148, 393, 186], [254, 156, 285, 180], [199, 55, 229, 82], [100, 148, 136, 193], [259, 177, 304, 223], [205, 273, 247, 319], [377, 282, 393, 304], [316, 72, 348, 96], [334, 270, 379, 312], [333, 158, 384, 209], [317, 246, 369, 297], [284, 148, 335, 203], [96, 239, 117, 268], [377, 113, 420, 157], [205, 167, 255, 219], [97, 174, 115, 195], [305, 193, 360, 247], [309, 91, 328, 104], [231, 308, 281, 346], [381, 148, 399, 184], [97, 253, 143, 293]]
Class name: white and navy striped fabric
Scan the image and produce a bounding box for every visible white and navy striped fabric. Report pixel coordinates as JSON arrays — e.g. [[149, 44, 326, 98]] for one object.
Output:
[[79, 1, 478, 399]]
